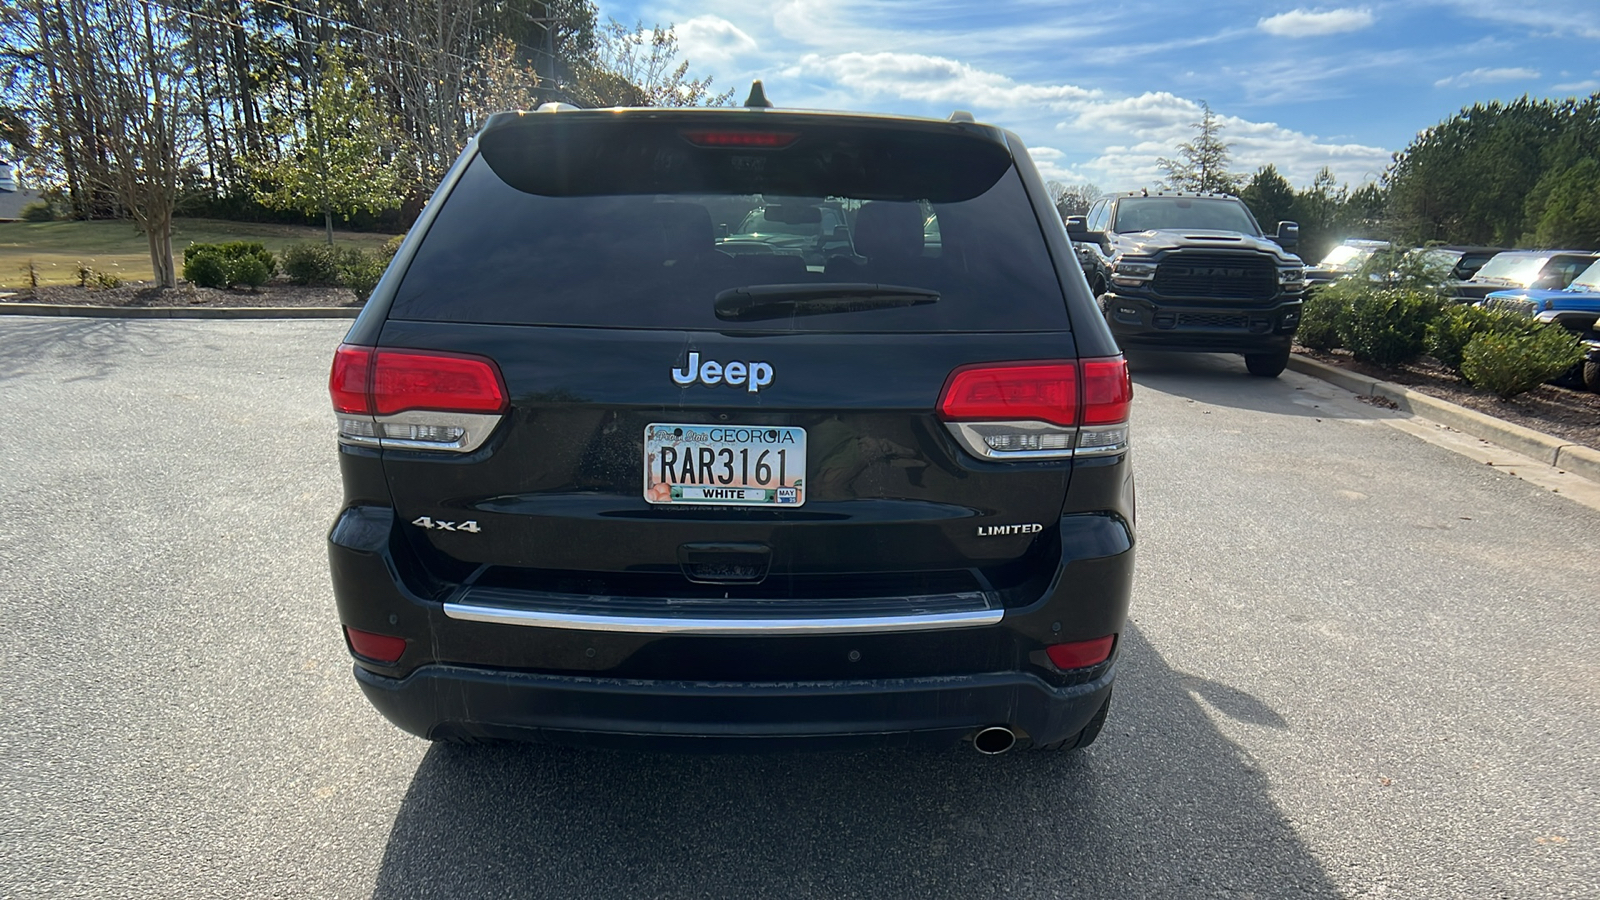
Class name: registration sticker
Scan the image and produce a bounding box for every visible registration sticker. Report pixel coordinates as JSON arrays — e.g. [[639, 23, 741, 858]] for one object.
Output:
[[645, 423, 806, 507]]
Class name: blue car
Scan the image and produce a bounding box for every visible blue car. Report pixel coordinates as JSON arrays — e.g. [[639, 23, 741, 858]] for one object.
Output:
[[1483, 258, 1600, 392]]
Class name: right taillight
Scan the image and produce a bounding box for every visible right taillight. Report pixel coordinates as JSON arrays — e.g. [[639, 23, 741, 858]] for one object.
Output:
[[330, 345, 507, 453], [937, 357, 1130, 460]]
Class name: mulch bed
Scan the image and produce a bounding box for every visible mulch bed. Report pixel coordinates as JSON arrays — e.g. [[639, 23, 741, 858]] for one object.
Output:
[[1, 279, 361, 308], [1297, 346, 1600, 451]]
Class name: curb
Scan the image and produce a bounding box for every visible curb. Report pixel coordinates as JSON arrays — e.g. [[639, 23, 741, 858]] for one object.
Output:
[[0, 302, 359, 319], [1288, 353, 1600, 485]]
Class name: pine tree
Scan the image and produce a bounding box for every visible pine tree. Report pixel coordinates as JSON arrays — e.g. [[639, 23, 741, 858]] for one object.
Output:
[[1157, 102, 1236, 193]]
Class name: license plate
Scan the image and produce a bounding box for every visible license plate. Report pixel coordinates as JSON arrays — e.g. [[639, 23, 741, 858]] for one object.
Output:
[[644, 423, 806, 507]]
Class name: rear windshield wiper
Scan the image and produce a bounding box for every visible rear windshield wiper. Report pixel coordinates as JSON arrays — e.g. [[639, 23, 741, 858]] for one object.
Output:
[[714, 283, 940, 321]]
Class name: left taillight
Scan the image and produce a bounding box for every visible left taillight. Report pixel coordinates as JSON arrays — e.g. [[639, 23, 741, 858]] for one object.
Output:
[[330, 344, 507, 453], [937, 357, 1131, 460]]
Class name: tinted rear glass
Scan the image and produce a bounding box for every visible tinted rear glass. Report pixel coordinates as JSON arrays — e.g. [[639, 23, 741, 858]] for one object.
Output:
[[391, 135, 1068, 332]]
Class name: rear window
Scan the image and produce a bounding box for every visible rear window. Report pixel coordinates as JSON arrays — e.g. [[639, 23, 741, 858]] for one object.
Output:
[[390, 123, 1069, 332]]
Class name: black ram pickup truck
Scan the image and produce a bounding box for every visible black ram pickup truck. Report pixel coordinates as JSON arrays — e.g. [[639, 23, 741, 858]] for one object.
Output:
[[1067, 191, 1305, 377]]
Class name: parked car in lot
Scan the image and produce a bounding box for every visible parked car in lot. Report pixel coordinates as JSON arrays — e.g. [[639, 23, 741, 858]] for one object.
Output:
[[1305, 239, 1390, 285], [327, 95, 1135, 754], [1448, 250, 1598, 304], [1412, 245, 1505, 283], [1066, 190, 1305, 377], [1483, 258, 1600, 392], [718, 201, 854, 267]]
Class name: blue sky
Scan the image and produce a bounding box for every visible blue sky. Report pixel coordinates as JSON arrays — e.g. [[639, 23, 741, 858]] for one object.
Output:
[[597, 0, 1600, 191]]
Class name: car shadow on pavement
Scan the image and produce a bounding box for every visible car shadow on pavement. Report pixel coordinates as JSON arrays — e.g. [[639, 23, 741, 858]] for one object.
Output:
[[1126, 348, 1368, 420], [370, 624, 1339, 900]]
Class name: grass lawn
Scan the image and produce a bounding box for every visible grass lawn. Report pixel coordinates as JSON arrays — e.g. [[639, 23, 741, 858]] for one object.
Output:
[[0, 218, 401, 288]]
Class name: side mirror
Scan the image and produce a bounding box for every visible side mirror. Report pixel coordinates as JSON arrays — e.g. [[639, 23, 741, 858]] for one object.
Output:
[[714, 223, 729, 239], [1275, 221, 1300, 250], [1065, 216, 1105, 246], [831, 225, 850, 241]]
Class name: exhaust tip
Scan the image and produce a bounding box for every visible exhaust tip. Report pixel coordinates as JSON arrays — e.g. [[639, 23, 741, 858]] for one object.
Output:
[[972, 726, 1016, 755]]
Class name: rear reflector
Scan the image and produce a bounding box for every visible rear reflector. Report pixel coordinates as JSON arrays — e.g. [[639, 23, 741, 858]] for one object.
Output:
[[1045, 635, 1115, 669], [939, 362, 1078, 427], [344, 626, 406, 663], [681, 130, 799, 148]]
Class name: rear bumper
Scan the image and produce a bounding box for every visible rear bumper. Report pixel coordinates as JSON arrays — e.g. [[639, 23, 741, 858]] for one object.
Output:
[[330, 462, 1136, 748], [1103, 291, 1300, 353], [355, 659, 1115, 749]]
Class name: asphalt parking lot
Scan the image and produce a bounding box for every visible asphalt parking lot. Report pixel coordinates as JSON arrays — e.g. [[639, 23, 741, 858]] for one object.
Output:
[[2, 317, 1597, 899]]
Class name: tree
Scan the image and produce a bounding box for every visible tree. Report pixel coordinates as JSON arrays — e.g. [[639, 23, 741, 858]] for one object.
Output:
[[1046, 181, 1099, 219], [24, 1, 194, 285], [1291, 167, 1348, 262], [565, 20, 732, 108], [1387, 96, 1573, 246], [1524, 156, 1600, 249], [253, 48, 404, 244], [1238, 165, 1295, 232], [1157, 101, 1235, 193]]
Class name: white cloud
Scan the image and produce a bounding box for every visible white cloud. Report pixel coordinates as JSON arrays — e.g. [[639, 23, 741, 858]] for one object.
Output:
[[782, 51, 1390, 188], [1434, 1, 1600, 40], [1257, 7, 1375, 37], [1433, 66, 1540, 88], [675, 16, 759, 64], [1551, 71, 1600, 92], [796, 52, 1100, 108]]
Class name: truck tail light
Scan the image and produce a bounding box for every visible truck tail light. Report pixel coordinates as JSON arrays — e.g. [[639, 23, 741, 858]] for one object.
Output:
[[330, 345, 507, 453], [937, 358, 1130, 459]]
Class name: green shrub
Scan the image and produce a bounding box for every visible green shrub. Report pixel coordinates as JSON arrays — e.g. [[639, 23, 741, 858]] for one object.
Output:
[[281, 243, 341, 285], [76, 263, 93, 288], [183, 250, 230, 289], [1460, 327, 1585, 399], [337, 247, 386, 302], [230, 255, 271, 289], [380, 234, 405, 260], [1342, 288, 1441, 366], [19, 200, 55, 222], [1426, 305, 1539, 374], [215, 241, 277, 279], [183, 241, 276, 289], [94, 270, 121, 289], [1296, 286, 1348, 351]]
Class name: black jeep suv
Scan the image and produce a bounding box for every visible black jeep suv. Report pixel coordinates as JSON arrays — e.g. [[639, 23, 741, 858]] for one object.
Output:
[[1068, 191, 1305, 376], [327, 98, 1135, 754]]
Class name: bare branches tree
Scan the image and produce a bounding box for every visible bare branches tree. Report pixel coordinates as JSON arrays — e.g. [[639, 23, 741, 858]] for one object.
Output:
[[566, 20, 731, 108], [43, 0, 193, 286], [1047, 181, 1100, 219]]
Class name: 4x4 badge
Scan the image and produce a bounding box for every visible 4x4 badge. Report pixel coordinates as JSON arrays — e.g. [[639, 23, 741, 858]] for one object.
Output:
[[412, 516, 480, 533], [672, 351, 774, 393]]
